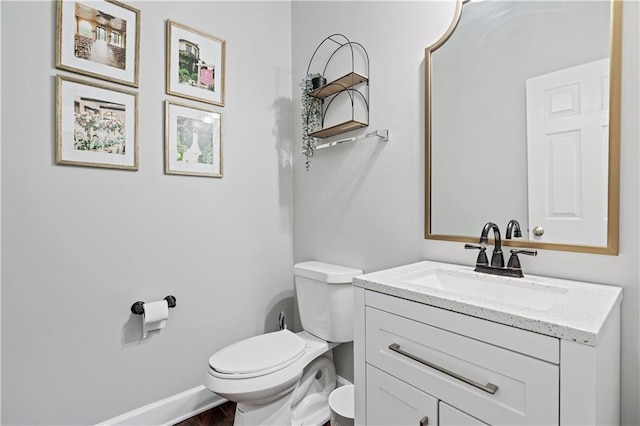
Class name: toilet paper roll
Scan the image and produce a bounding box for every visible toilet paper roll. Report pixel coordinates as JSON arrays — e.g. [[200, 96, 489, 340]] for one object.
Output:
[[143, 300, 169, 339]]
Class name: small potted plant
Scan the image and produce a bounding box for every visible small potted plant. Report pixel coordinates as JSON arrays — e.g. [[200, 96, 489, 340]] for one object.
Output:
[[300, 73, 323, 170], [311, 74, 327, 90]]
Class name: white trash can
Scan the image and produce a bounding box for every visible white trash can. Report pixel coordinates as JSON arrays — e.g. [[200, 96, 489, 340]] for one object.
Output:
[[329, 384, 354, 426]]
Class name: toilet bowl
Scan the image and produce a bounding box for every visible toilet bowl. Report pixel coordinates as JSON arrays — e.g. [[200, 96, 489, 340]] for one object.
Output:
[[203, 261, 363, 426]]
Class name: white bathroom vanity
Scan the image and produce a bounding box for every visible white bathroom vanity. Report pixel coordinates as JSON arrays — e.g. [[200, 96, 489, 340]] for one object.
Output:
[[353, 260, 622, 425]]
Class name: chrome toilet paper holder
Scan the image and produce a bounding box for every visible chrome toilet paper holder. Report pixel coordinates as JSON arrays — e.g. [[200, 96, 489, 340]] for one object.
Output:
[[131, 295, 176, 315]]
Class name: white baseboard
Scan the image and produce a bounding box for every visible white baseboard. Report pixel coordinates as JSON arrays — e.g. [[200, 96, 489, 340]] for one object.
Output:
[[96, 385, 225, 426], [336, 375, 353, 387], [97, 375, 352, 426]]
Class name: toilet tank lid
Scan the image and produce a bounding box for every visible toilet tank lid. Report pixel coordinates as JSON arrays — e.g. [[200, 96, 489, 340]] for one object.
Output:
[[294, 261, 363, 284]]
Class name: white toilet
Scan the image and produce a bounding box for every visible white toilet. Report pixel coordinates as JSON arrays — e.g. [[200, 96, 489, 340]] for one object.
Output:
[[204, 261, 362, 426]]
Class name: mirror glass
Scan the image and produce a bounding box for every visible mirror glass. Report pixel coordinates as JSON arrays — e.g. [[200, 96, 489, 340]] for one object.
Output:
[[426, 0, 621, 254]]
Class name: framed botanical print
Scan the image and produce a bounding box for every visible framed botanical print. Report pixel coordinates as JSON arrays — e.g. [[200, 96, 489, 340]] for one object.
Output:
[[56, 0, 140, 87], [56, 75, 138, 170], [166, 20, 226, 106], [165, 100, 223, 178]]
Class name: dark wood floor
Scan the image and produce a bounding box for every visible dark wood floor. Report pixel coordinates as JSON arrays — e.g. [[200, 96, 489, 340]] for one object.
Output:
[[173, 401, 331, 426], [174, 401, 236, 426]]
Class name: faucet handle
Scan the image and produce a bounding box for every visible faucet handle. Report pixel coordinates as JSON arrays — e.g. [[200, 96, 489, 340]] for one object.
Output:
[[465, 244, 489, 266], [511, 248, 537, 257], [507, 249, 537, 270]]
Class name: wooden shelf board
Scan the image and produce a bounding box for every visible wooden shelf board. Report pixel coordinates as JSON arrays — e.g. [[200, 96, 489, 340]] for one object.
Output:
[[308, 72, 368, 99], [309, 120, 368, 139]]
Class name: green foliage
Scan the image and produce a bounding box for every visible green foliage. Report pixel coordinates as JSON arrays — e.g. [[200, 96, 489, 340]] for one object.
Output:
[[73, 111, 125, 153], [300, 74, 322, 171], [177, 142, 185, 161], [179, 68, 190, 83], [199, 142, 214, 164]]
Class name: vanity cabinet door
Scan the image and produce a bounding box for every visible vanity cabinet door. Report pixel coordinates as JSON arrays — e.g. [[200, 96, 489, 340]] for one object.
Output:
[[439, 402, 487, 426], [366, 364, 438, 426], [366, 306, 559, 425]]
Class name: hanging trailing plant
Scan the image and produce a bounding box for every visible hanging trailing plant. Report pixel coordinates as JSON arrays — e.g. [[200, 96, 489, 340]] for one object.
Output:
[[300, 73, 323, 171]]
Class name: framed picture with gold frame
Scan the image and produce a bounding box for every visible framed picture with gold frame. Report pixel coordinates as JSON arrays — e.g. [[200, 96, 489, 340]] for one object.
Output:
[[56, 0, 140, 87], [166, 20, 226, 106], [164, 100, 223, 178], [56, 75, 138, 170]]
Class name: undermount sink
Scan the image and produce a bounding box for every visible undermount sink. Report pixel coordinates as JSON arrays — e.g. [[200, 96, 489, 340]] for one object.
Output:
[[403, 268, 568, 311]]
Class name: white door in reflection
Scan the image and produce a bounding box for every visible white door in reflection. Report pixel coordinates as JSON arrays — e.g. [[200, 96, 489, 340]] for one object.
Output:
[[526, 58, 609, 246]]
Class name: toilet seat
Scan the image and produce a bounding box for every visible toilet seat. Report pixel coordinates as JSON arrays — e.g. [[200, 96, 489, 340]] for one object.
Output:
[[204, 331, 338, 406], [209, 330, 306, 379]]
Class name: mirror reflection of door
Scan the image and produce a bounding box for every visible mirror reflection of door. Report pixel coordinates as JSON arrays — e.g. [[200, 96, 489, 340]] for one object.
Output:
[[525, 59, 609, 246]]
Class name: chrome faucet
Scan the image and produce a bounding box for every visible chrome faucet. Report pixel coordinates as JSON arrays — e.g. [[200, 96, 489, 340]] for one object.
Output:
[[479, 222, 504, 267], [465, 221, 537, 278]]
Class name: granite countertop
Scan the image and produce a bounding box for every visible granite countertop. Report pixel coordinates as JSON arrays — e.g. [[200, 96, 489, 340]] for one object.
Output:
[[353, 260, 623, 346]]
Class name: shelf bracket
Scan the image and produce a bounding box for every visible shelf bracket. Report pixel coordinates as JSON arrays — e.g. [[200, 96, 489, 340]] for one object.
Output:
[[315, 129, 389, 151]]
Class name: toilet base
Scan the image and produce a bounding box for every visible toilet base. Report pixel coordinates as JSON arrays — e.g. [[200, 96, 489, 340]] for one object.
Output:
[[291, 391, 331, 426], [232, 355, 336, 426], [234, 396, 293, 426]]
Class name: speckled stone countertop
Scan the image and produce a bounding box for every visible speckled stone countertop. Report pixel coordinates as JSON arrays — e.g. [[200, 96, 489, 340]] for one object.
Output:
[[353, 260, 623, 346]]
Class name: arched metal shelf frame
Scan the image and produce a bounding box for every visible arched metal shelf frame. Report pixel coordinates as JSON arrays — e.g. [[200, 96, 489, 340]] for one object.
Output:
[[308, 89, 369, 138], [305, 34, 370, 139]]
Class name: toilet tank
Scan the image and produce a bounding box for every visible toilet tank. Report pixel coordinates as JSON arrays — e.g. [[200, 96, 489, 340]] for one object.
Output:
[[294, 261, 363, 342]]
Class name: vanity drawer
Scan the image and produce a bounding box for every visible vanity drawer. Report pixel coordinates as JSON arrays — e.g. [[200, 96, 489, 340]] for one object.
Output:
[[365, 307, 559, 426]]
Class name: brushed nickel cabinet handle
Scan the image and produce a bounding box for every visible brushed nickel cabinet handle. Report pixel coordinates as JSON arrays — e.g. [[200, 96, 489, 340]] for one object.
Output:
[[419, 415, 428, 426], [388, 343, 499, 395]]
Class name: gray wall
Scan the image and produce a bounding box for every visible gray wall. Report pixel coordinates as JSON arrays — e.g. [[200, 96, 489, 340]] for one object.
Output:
[[1, 1, 294, 424], [291, 0, 467, 390], [291, 1, 639, 425], [2, 1, 639, 425]]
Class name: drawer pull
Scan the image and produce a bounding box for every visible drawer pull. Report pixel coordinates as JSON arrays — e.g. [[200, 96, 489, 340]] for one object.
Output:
[[388, 343, 499, 395], [419, 415, 429, 426]]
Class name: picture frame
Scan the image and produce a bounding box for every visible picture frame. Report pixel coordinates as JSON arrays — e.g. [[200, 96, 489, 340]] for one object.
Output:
[[166, 20, 226, 107], [56, 75, 138, 170], [56, 0, 140, 88], [165, 100, 223, 178]]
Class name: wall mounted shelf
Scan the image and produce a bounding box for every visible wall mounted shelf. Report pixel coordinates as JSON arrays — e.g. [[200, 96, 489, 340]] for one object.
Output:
[[304, 34, 370, 140], [307, 72, 368, 99], [308, 119, 368, 138]]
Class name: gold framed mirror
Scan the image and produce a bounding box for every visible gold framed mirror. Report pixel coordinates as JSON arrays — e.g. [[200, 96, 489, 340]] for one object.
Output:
[[425, 0, 622, 254]]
